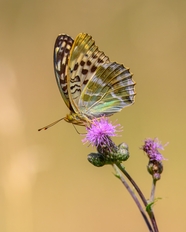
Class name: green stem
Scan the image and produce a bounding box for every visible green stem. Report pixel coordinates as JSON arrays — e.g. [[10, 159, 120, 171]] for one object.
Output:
[[113, 164, 154, 232], [114, 162, 159, 232], [150, 180, 156, 203]]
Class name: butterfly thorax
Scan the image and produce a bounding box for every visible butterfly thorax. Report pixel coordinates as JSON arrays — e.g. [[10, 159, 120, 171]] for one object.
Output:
[[64, 112, 91, 126]]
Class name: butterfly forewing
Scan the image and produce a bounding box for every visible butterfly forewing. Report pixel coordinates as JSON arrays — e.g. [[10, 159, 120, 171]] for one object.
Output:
[[67, 33, 110, 114], [54, 34, 74, 110]]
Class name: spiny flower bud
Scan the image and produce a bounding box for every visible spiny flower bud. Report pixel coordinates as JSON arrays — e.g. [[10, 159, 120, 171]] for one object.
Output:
[[147, 160, 163, 180]]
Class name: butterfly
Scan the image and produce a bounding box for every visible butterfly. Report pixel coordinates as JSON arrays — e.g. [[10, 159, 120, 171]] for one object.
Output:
[[38, 33, 136, 130]]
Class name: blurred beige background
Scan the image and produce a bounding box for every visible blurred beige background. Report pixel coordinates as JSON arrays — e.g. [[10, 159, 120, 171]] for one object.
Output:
[[0, 0, 185, 231]]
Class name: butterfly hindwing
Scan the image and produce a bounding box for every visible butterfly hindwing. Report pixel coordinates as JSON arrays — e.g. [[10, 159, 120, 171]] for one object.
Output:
[[79, 62, 135, 118]]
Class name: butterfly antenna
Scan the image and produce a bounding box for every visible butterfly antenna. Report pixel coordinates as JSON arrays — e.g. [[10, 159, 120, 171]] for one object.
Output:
[[38, 117, 65, 131]]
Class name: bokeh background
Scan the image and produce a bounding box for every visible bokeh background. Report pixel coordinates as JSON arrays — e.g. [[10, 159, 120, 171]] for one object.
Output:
[[0, 0, 185, 231]]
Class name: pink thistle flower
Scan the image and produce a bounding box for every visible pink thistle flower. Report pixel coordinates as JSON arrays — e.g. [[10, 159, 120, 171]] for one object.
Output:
[[82, 117, 121, 148], [142, 138, 167, 161]]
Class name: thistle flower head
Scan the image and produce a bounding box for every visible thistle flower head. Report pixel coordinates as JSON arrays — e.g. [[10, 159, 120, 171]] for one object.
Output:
[[82, 117, 121, 148], [142, 138, 167, 161]]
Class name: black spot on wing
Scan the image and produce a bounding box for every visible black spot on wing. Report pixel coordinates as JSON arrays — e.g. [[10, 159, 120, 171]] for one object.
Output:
[[80, 60, 85, 66], [60, 64, 65, 74], [74, 63, 79, 71], [98, 58, 104, 63], [82, 69, 88, 75], [65, 48, 70, 53], [87, 60, 91, 66], [62, 85, 68, 92], [92, 54, 97, 59], [83, 79, 89, 85], [60, 75, 67, 85], [91, 65, 97, 72]]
